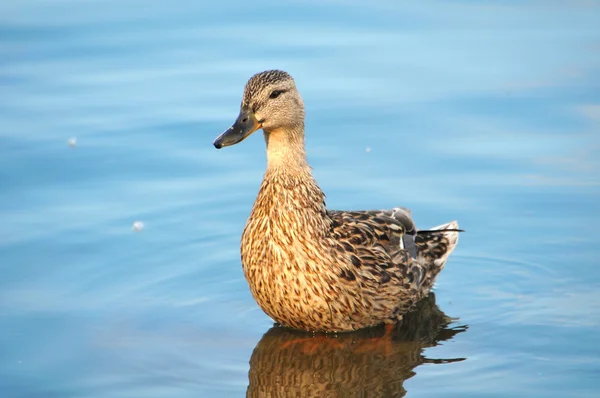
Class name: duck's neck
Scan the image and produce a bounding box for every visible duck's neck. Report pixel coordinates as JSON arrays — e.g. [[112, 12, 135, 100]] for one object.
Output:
[[264, 124, 309, 172], [255, 124, 329, 236]]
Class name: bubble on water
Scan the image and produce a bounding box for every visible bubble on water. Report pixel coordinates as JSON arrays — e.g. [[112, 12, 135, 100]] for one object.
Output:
[[132, 221, 144, 232], [67, 137, 77, 148], [365, 146, 371, 153]]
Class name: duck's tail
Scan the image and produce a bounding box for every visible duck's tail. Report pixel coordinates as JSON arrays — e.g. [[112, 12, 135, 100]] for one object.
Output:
[[415, 221, 461, 292]]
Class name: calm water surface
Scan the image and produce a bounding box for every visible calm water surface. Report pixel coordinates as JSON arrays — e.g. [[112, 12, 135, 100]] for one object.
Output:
[[1, 1, 599, 397]]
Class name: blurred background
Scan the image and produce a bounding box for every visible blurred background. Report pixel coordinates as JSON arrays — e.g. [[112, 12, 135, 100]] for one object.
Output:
[[1, 1, 599, 397]]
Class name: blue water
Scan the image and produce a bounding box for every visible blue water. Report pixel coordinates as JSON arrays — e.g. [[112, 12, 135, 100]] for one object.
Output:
[[1, 1, 599, 397]]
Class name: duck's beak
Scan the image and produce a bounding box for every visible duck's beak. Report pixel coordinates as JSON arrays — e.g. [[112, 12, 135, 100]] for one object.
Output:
[[213, 107, 262, 149]]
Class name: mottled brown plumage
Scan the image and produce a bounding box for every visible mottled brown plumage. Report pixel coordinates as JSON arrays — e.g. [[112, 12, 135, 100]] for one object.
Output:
[[213, 70, 461, 332]]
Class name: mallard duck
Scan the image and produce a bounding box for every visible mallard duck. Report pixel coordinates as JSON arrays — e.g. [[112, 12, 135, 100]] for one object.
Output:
[[213, 70, 461, 332]]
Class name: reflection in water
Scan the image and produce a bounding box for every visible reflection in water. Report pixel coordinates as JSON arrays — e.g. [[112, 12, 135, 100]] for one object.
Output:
[[247, 293, 467, 397]]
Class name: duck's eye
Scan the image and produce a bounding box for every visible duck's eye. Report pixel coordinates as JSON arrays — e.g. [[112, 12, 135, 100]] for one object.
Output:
[[269, 90, 284, 99]]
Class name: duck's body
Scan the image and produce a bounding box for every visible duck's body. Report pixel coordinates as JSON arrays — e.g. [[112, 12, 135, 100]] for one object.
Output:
[[213, 70, 460, 332]]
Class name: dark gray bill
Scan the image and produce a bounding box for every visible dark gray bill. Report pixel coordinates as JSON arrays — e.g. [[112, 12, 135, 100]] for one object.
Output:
[[213, 107, 261, 149]]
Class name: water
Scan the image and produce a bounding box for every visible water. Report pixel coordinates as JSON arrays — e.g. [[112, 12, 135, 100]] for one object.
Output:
[[1, 1, 599, 396]]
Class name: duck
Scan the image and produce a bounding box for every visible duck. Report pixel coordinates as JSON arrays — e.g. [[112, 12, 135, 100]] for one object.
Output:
[[213, 70, 461, 333]]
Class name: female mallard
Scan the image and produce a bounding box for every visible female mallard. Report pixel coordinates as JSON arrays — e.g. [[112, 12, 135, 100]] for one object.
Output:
[[213, 70, 460, 333]]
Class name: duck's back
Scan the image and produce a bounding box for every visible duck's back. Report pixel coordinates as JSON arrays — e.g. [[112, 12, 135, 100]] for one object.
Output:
[[327, 208, 460, 319]]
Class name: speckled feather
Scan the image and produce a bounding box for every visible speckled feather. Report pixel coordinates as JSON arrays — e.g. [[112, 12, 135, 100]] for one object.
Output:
[[243, 70, 292, 109], [223, 70, 461, 332]]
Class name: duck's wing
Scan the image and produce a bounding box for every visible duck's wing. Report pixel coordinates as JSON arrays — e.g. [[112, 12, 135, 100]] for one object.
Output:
[[327, 207, 416, 269], [328, 207, 418, 259], [326, 209, 461, 289], [327, 208, 424, 321]]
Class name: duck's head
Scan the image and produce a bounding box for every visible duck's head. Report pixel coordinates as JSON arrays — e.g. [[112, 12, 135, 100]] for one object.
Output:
[[213, 70, 305, 149]]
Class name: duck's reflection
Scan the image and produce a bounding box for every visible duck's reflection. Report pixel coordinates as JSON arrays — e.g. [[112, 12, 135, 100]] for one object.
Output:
[[247, 293, 467, 397]]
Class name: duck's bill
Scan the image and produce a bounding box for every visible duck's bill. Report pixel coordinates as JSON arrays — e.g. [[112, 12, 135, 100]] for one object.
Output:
[[213, 108, 261, 149]]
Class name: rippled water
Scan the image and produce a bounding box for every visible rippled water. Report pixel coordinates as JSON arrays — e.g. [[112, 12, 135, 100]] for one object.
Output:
[[1, 1, 599, 397]]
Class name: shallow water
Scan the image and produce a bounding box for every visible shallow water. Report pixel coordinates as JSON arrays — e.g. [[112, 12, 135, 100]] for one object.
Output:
[[1, 1, 599, 397]]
